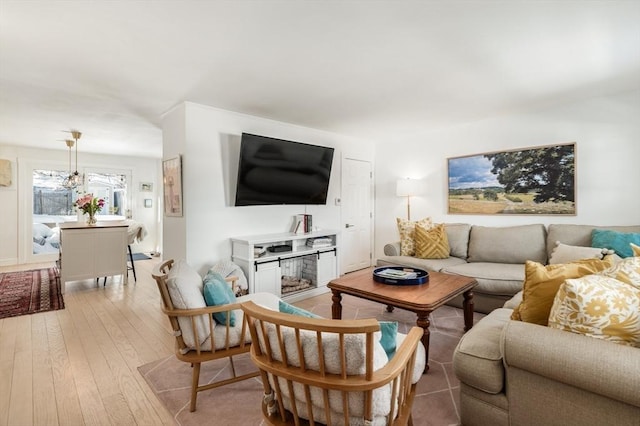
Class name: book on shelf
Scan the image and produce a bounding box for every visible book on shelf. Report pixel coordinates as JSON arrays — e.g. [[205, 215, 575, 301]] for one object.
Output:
[[306, 237, 333, 248], [293, 214, 313, 234]]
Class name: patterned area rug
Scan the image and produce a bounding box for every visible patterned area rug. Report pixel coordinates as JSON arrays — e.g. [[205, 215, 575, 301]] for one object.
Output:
[[139, 294, 484, 426], [0, 268, 64, 319]]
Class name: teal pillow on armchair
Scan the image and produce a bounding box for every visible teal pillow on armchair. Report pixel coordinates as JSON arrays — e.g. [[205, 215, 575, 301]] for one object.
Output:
[[203, 271, 237, 325]]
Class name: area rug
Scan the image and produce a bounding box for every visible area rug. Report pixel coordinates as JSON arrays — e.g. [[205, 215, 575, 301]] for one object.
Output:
[[139, 296, 481, 426], [132, 252, 152, 261], [0, 268, 64, 319]]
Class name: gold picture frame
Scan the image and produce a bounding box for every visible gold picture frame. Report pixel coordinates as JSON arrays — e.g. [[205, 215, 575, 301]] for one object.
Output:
[[448, 142, 576, 215], [162, 156, 183, 217]]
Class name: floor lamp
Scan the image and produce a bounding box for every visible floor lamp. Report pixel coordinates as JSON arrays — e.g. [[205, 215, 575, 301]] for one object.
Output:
[[396, 178, 422, 221]]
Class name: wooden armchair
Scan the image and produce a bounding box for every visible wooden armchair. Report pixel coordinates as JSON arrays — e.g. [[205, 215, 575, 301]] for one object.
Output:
[[242, 300, 424, 426], [152, 259, 259, 412]]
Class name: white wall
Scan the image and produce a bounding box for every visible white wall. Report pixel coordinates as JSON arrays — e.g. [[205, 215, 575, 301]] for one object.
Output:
[[161, 102, 374, 276], [375, 89, 640, 258], [0, 144, 160, 266]]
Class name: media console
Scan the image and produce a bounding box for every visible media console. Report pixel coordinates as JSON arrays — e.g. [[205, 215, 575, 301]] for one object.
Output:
[[231, 230, 339, 302]]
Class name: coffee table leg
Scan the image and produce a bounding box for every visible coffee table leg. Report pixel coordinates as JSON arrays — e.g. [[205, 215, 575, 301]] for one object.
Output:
[[463, 289, 474, 331], [386, 305, 394, 313], [331, 290, 343, 319], [416, 312, 431, 373]]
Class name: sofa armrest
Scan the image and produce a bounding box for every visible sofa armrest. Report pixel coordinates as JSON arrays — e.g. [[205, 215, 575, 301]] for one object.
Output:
[[501, 321, 640, 407], [384, 241, 401, 256]]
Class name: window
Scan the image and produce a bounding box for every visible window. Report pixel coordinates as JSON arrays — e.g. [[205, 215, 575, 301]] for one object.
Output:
[[31, 169, 130, 255], [86, 172, 128, 216]]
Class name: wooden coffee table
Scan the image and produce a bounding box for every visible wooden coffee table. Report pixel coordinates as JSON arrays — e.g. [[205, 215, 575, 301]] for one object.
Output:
[[328, 267, 477, 373]]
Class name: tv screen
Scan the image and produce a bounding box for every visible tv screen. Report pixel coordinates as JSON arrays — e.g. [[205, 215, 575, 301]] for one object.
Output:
[[235, 133, 335, 206]]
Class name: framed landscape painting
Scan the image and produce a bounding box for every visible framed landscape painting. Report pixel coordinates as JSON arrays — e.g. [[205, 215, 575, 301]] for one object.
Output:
[[448, 142, 576, 215]]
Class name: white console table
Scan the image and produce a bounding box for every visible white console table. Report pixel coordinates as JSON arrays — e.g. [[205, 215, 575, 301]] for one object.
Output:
[[59, 221, 128, 293], [231, 230, 339, 302]]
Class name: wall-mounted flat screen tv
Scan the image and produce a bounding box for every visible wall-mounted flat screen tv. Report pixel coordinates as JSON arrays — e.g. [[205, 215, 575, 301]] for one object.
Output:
[[235, 133, 335, 206]]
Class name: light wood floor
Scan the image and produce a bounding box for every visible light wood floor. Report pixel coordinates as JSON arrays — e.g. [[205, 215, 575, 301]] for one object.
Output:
[[0, 258, 176, 426]]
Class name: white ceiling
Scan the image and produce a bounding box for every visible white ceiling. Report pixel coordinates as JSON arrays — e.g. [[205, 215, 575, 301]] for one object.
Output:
[[1, 1, 639, 158]]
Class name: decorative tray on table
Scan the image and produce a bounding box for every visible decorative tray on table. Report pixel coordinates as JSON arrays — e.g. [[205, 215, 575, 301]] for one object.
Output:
[[373, 266, 429, 286]]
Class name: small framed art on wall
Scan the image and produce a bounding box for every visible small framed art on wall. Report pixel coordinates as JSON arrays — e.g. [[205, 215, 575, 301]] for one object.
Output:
[[162, 156, 183, 217]]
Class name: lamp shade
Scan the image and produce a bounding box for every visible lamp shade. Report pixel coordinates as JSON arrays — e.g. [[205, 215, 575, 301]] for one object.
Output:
[[396, 179, 422, 197]]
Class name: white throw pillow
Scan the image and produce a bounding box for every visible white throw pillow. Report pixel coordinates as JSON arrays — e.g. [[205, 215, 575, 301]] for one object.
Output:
[[548, 241, 612, 264], [166, 260, 209, 350]]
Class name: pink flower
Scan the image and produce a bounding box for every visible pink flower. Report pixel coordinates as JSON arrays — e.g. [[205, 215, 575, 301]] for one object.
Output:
[[74, 193, 105, 216]]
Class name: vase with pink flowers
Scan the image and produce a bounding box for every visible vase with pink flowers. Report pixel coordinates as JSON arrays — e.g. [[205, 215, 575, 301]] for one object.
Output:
[[74, 193, 105, 226]]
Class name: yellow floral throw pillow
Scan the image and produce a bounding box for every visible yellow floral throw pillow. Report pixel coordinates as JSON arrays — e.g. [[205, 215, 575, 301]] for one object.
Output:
[[511, 256, 615, 325], [396, 217, 433, 256], [597, 253, 640, 289], [415, 223, 450, 259], [548, 274, 640, 348]]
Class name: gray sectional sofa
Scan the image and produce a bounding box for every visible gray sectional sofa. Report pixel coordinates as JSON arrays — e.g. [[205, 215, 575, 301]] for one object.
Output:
[[453, 294, 640, 426], [378, 223, 640, 313], [380, 223, 640, 425]]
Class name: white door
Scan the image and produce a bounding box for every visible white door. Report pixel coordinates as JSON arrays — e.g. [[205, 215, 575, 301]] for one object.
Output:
[[341, 158, 373, 273]]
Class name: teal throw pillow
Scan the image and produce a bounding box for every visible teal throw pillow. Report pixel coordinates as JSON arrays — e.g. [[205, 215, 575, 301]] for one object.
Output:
[[203, 271, 237, 326], [592, 230, 640, 258], [378, 321, 398, 359], [278, 300, 321, 318]]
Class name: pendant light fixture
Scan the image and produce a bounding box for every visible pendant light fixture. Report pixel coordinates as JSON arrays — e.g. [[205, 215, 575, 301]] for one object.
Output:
[[62, 130, 82, 189]]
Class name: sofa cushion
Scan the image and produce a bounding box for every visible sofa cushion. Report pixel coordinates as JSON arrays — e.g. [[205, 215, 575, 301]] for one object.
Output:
[[511, 257, 615, 326], [442, 262, 524, 296], [467, 224, 547, 264], [453, 308, 512, 394], [548, 274, 640, 347], [546, 224, 640, 259], [415, 223, 450, 259], [377, 255, 467, 272], [397, 217, 433, 256], [445, 223, 471, 259]]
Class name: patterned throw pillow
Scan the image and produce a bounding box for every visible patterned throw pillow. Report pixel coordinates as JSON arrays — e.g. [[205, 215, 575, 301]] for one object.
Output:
[[597, 250, 640, 290], [510, 256, 615, 325], [397, 217, 433, 256], [548, 274, 640, 348], [415, 223, 450, 259]]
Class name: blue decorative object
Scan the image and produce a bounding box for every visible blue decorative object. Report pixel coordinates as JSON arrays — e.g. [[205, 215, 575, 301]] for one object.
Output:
[[373, 266, 429, 285], [378, 321, 398, 359], [203, 271, 236, 325], [278, 300, 321, 318], [592, 230, 640, 258]]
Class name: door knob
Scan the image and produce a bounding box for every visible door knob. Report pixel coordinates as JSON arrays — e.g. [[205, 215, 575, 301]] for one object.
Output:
[[345, 224, 354, 228]]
